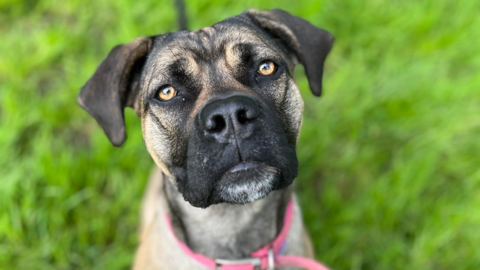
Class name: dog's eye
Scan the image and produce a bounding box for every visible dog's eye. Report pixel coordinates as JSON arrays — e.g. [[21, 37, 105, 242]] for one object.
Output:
[[257, 61, 276, 76], [157, 85, 177, 101]]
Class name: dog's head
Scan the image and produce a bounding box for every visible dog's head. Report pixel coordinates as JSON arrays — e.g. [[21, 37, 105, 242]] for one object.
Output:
[[78, 9, 333, 208]]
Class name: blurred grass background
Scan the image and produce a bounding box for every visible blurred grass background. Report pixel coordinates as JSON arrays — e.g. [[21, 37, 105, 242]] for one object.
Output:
[[1, 0, 479, 269]]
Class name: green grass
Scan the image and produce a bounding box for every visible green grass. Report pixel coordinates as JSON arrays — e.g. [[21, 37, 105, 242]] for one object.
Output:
[[1, 0, 479, 269]]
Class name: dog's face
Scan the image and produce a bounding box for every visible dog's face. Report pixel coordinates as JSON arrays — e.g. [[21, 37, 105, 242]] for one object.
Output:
[[78, 9, 333, 208]]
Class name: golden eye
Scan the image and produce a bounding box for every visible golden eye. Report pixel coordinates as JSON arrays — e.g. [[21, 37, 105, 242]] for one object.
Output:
[[257, 61, 276, 76], [158, 85, 177, 101]]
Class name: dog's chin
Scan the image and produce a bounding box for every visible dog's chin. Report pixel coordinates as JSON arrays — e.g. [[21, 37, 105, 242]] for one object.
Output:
[[213, 163, 279, 204]]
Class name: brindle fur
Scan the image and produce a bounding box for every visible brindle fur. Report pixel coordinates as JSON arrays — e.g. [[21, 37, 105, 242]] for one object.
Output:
[[78, 9, 333, 269]]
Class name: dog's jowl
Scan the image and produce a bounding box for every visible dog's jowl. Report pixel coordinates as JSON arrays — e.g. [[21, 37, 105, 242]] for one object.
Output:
[[79, 9, 333, 270]]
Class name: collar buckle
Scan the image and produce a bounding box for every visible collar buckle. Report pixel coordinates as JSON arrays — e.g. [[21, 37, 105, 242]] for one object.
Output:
[[214, 247, 275, 270], [215, 257, 261, 270]]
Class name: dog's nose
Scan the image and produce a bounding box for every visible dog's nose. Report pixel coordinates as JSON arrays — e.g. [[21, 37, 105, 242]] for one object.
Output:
[[199, 95, 260, 141]]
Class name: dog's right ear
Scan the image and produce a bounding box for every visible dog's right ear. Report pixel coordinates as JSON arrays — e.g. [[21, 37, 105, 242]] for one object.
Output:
[[78, 37, 152, 147]]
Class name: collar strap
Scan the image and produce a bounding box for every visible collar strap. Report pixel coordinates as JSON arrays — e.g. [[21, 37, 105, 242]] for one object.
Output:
[[165, 199, 331, 270]]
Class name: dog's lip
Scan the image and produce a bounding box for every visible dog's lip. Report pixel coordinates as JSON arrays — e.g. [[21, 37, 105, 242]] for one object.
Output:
[[227, 162, 261, 173]]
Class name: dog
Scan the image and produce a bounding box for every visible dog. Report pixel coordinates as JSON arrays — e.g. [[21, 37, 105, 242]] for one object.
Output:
[[78, 9, 333, 270]]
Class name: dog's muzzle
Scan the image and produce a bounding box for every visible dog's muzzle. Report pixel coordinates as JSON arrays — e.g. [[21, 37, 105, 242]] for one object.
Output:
[[180, 94, 298, 208]]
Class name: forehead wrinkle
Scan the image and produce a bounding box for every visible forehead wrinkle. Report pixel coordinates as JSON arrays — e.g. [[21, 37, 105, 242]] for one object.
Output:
[[222, 25, 288, 62], [194, 26, 216, 49]]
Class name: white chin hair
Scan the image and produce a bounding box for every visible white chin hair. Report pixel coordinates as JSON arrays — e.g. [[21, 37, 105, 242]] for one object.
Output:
[[218, 168, 277, 204]]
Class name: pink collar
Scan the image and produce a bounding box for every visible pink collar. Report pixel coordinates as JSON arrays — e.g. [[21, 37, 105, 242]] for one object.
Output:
[[165, 199, 331, 270]]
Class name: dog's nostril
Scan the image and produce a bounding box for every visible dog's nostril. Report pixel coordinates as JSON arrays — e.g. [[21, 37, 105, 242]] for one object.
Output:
[[237, 109, 248, 125], [207, 115, 226, 133]]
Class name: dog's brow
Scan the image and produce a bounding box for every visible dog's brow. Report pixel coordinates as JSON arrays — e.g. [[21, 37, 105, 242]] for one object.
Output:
[[167, 58, 199, 89], [168, 57, 197, 74], [225, 43, 256, 69], [225, 42, 279, 69]]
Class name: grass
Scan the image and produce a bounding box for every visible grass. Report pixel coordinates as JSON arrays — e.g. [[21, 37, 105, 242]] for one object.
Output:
[[1, 0, 479, 269]]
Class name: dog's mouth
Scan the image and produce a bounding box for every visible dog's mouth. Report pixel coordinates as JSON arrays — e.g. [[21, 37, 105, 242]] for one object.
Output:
[[227, 162, 262, 173], [213, 162, 279, 204]]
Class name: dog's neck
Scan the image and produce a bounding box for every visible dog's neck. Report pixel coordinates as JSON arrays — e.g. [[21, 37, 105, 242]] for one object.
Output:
[[164, 177, 292, 259]]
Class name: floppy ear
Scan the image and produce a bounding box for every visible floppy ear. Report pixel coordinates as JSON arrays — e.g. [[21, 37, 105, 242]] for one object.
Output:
[[246, 9, 334, 96], [78, 37, 152, 146]]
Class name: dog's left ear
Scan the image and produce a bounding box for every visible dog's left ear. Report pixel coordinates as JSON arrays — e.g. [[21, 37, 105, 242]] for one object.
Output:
[[78, 37, 152, 146], [246, 9, 334, 96]]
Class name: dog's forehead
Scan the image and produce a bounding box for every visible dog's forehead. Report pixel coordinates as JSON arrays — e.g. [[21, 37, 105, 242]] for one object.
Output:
[[141, 18, 287, 97], [147, 20, 276, 71], [169, 18, 266, 52]]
